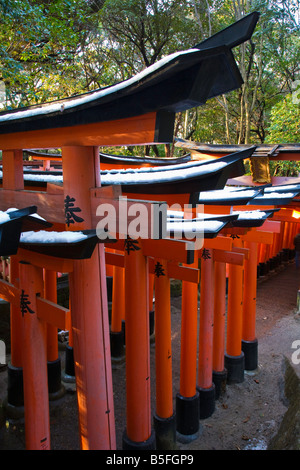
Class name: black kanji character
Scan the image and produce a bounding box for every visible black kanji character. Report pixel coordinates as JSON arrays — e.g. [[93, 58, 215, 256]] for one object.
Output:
[[154, 261, 165, 277], [64, 195, 84, 227], [124, 237, 140, 254], [201, 248, 211, 260], [230, 234, 240, 239], [20, 289, 34, 317]]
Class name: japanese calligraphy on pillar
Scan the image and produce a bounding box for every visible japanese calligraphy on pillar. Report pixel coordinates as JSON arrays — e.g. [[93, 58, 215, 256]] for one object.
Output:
[[201, 248, 211, 260], [40, 437, 49, 450], [154, 261, 165, 277], [64, 195, 84, 227], [124, 237, 140, 255], [230, 234, 240, 240], [20, 289, 34, 316]]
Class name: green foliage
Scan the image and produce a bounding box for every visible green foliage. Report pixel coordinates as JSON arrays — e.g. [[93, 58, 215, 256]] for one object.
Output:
[[265, 93, 300, 144], [266, 93, 300, 176], [269, 159, 300, 177], [100, 0, 200, 72], [0, 0, 104, 107]]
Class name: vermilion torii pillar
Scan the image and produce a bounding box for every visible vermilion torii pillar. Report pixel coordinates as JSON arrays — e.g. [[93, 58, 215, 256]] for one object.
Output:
[[62, 146, 116, 450], [241, 225, 277, 370], [212, 248, 245, 397], [2, 150, 25, 414], [110, 251, 125, 361], [105, 238, 197, 449], [153, 258, 175, 450], [197, 240, 247, 414], [19, 261, 51, 450], [212, 260, 227, 398], [197, 248, 216, 419], [44, 269, 64, 400], [176, 264, 199, 441], [225, 236, 246, 384], [122, 237, 155, 449], [242, 241, 258, 370]]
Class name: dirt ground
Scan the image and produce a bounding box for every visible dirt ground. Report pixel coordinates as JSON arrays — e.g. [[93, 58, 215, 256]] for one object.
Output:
[[0, 258, 299, 451]]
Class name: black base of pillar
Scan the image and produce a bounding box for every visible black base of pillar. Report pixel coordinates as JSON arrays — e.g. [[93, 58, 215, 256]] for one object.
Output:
[[122, 429, 156, 450], [64, 344, 75, 381], [110, 330, 125, 360], [242, 339, 258, 371], [153, 413, 176, 450], [47, 358, 65, 400], [224, 352, 245, 384], [213, 369, 227, 400], [176, 392, 199, 441], [197, 384, 215, 419], [7, 363, 23, 407], [257, 264, 260, 278], [282, 248, 290, 263], [259, 262, 268, 276], [149, 310, 155, 337], [269, 257, 277, 271], [122, 320, 126, 345], [6, 364, 24, 418], [106, 275, 113, 303]]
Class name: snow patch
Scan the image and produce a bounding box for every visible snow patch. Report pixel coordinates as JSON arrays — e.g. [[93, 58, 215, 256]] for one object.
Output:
[[20, 230, 88, 244]]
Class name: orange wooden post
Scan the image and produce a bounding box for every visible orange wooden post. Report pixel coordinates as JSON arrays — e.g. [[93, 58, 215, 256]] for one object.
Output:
[[282, 222, 290, 261], [275, 221, 283, 266], [110, 259, 125, 361], [286, 222, 293, 260], [212, 261, 227, 399], [64, 301, 75, 381], [62, 146, 116, 450], [242, 241, 258, 371], [289, 222, 296, 251], [2, 149, 24, 191], [274, 231, 281, 257], [44, 269, 64, 399], [225, 238, 245, 384], [3, 150, 25, 413], [19, 261, 50, 450], [8, 258, 21, 371], [286, 222, 292, 249], [271, 232, 280, 269], [153, 258, 176, 449], [258, 242, 268, 276], [257, 243, 262, 263], [197, 249, 215, 419], [7, 255, 24, 412], [9, 257, 23, 366], [277, 225, 283, 262], [176, 255, 199, 441], [149, 272, 155, 337], [122, 238, 155, 449], [291, 223, 297, 251], [106, 264, 114, 277], [265, 243, 271, 273]]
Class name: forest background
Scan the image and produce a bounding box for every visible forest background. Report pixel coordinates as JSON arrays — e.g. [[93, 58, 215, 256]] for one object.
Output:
[[0, 0, 300, 175]]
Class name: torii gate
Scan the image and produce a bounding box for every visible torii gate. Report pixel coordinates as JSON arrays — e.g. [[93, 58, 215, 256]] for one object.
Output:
[[0, 111, 173, 450]]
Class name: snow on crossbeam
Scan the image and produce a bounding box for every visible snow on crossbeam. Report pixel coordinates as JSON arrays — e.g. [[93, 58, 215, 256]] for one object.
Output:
[[20, 230, 88, 244]]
